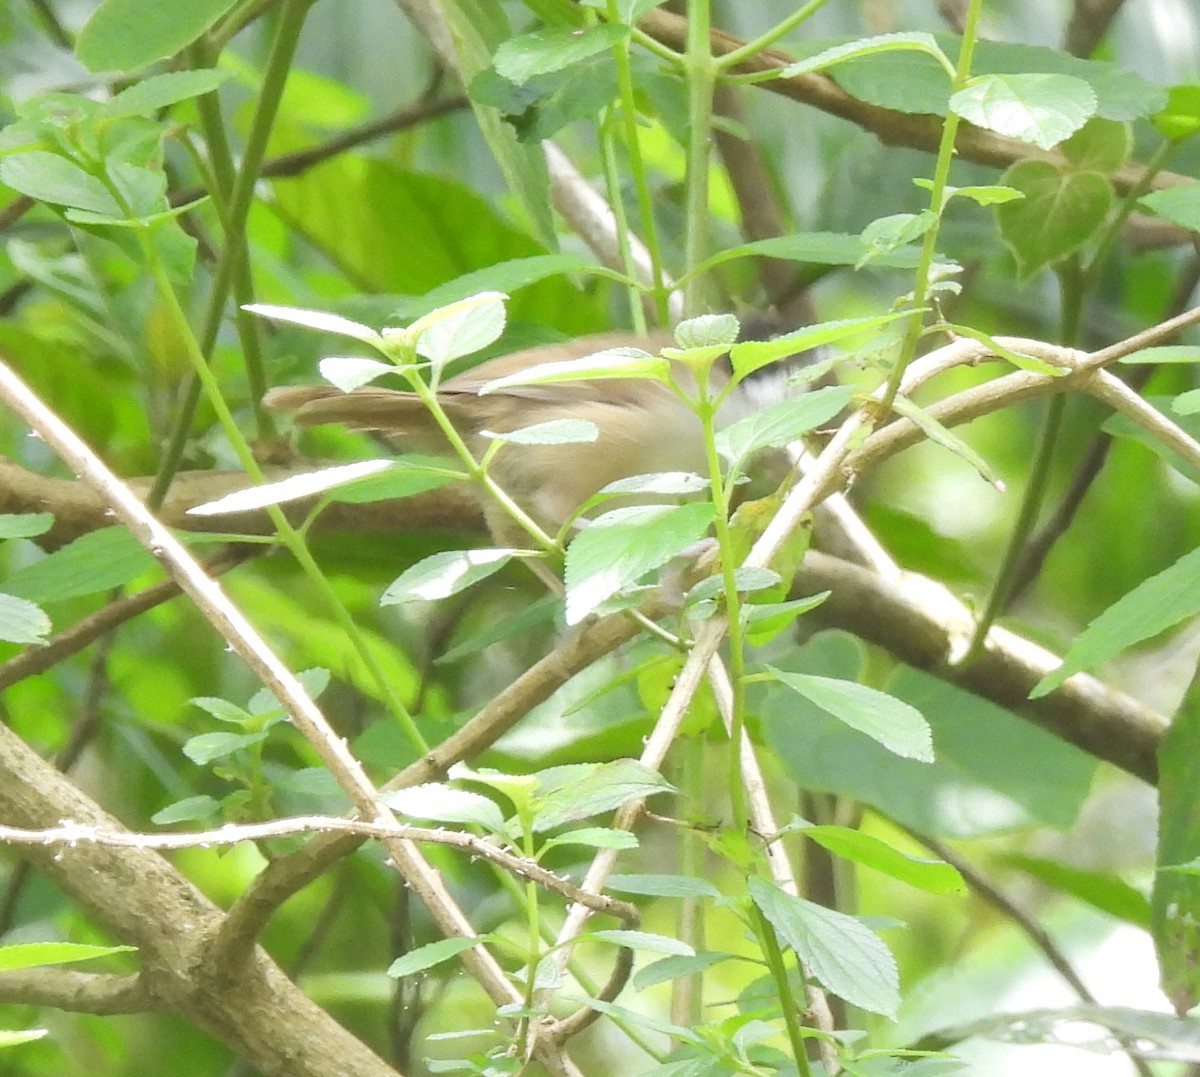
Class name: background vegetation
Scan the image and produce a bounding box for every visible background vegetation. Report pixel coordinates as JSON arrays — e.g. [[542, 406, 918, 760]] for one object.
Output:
[[0, 0, 1199, 1075]]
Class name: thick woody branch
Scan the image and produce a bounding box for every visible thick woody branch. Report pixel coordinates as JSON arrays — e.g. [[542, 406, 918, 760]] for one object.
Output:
[[0, 718, 398, 1076], [0, 970, 155, 1014]]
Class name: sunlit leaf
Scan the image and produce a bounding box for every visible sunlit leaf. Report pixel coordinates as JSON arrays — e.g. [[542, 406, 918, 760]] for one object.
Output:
[[381, 783, 507, 832], [187, 461, 395, 516], [0, 593, 50, 645], [381, 548, 517, 605], [951, 73, 1096, 149], [564, 502, 713, 624], [242, 304, 382, 346]]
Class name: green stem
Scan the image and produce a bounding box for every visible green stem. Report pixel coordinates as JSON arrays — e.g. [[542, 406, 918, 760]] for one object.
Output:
[[402, 376, 559, 554], [151, 0, 313, 507], [681, 0, 715, 317], [715, 0, 834, 70], [671, 741, 706, 1027], [606, 0, 669, 325], [880, 0, 985, 411], [598, 110, 649, 334], [962, 256, 1084, 661], [694, 375, 748, 832], [750, 902, 814, 1077]]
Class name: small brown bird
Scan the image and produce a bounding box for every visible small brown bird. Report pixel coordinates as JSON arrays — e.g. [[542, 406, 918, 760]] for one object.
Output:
[[265, 329, 790, 549]]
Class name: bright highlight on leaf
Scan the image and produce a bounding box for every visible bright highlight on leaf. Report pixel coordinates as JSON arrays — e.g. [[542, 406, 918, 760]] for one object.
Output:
[[951, 73, 1097, 150], [478, 348, 670, 394], [187, 461, 395, 515], [242, 304, 382, 346], [381, 549, 518, 605]]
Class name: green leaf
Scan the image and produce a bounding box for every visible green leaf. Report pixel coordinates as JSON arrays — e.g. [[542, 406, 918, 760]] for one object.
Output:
[[995, 159, 1113, 278], [470, 53, 622, 144], [931, 1005, 1200, 1060], [318, 356, 397, 391], [766, 667, 934, 762], [780, 31, 953, 79], [413, 292, 508, 372], [593, 472, 708, 499], [478, 348, 669, 394], [387, 936, 487, 978], [328, 457, 462, 504], [632, 951, 736, 991], [1173, 389, 1200, 416], [951, 73, 1095, 149], [744, 594, 830, 647], [697, 232, 927, 276], [449, 764, 540, 817], [0, 942, 136, 973], [729, 314, 908, 379], [4, 527, 158, 603], [381, 549, 517, 605], [1140, 183, 1200, 232], [493, 23, 629, 85], [1058, 118, 1131, 173], [937, 183, 1024, 207], [381, 783, 507, 832], [0, 593, 51, 645], [1120, 346, 1200, 365], [76, 0, 240, 72], [858, 211, 937, 266], [1034, 545, 1200, 697], [0, 1028, 48, 1047], [1155, 666, 1200, 1011], [0, 151, 121, 215], [187, 461, 395, 516], [749, 877, 899, 1018], [588, 930, 694, 956], [151, 795, 221, 825], [763, 642, 1097, 837], [436, 0, 556, 246], [0, 513, 53, 539], [829, 36, 1162, 122], [890, 395, 1004, 490], [183, 730, 269, 765], [798, 825, 965, 894], [387, 255, 600, 321], [940, 323, 1068, 375], [242, 304, 382, 347], [102, 70, 230, 119], [541, 827, 639, 851], [482, 418, 598, 445], [675, 314, 739, 349], [716, 385, 854, 469], [563, 502, 713, 624], [1001, 853, 1149, 927], [189, 696, 253, 725], [1154, 84, 1200, 142], [606, 874, 723, 899], [532, 759, 674, 831]]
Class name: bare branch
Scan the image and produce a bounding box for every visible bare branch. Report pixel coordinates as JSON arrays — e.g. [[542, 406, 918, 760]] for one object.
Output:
[[0, 818, 638, 924], [0, 970, 154, 1015]]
